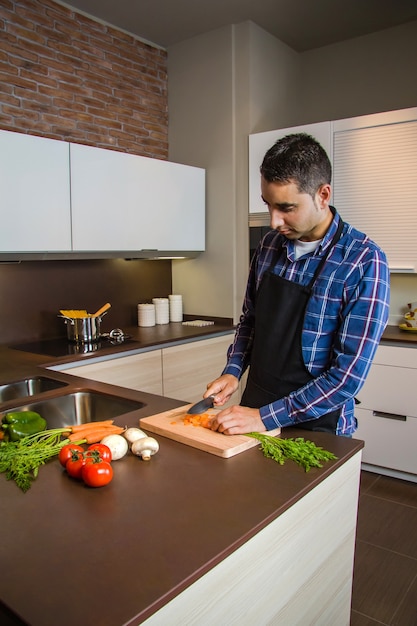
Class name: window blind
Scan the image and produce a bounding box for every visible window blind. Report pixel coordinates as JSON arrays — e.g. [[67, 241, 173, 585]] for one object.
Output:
[[333, 120, 417, 272]]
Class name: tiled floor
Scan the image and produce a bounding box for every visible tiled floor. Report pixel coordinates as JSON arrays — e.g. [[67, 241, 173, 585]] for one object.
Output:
[[351, 471, 417, 625]]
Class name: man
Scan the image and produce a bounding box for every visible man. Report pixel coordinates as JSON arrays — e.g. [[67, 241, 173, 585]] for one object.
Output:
[[206, 133, 390, 436]]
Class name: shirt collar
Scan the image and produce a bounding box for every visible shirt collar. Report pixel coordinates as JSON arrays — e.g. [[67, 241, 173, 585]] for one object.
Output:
[[283, 207, 341, 260]]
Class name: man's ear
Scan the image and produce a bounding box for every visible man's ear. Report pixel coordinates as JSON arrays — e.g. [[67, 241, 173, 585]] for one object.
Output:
[[316, 183, 332, 208]]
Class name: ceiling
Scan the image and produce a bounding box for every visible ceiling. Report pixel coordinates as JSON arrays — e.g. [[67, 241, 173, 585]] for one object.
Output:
[[57, 0, 417, 51]]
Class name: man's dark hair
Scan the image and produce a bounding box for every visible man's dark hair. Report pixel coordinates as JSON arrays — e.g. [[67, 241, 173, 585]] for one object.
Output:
[[260, 133, 332, 197]]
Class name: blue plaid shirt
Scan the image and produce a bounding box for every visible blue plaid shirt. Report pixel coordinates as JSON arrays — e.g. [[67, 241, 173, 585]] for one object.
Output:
[[223, 212, 390, 435]]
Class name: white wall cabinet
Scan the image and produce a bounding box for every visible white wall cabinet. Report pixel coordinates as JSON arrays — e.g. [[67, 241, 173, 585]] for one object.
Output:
[[353, 344, 417, 478], [0, 130, 205, 256], [70, 143, 205, 253], [249, 108, 417, 271], [0, 130, 71, 252], [249, 122, 332, 216], [60, 334, 238, 405]]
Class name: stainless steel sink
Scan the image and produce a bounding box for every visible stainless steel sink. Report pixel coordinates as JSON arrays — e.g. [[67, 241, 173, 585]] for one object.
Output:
[[0, 376, 68, 403], [4, 390, 145, 429]]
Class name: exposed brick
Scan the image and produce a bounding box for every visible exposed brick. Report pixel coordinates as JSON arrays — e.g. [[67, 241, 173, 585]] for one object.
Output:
[[0, 61, 18, 79], [53, 98, 85, 112], [50, 55, 89, 72], [0, 0, 14, 13], [0, 80, 13, 94], [0, 117, 15, 129], [6, 23, 45, 46], [17, 61, 49, 77], [0, 0, 168, 157], [21, 99, 54, 115], [47, 68, 83, 86], [12, 38, 57, 61], [3, 10, 35, 33], [3, 104, 39, 120], [0, 92, 20, 107], [59, 108, 95, 123], [18, 88, 50, 104]]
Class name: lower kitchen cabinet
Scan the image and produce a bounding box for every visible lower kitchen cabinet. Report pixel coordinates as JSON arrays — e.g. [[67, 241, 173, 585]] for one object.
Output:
[[162, 335, 236, 404], [61, 334, 237, 406], [353, 344, 417, 477], [62, 350, 163, 396]]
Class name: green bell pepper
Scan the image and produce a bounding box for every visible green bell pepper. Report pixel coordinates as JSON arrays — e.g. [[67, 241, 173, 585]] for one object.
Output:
[[1, 411, 47, 441]]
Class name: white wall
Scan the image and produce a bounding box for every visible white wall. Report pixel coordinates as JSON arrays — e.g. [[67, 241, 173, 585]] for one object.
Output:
[[167, 26, 235, 319], [168, 21, 300, 321], [248, 22, 301, 133]]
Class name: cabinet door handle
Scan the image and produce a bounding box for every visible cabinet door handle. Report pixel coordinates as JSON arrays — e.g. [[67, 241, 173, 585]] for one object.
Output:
[[373, 410, 407, 422]]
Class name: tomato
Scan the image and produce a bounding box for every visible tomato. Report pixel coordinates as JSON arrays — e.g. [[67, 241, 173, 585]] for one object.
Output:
[[82, 460, 113, 488], [65, 454, 92, 480], [87, 443, 112, 463], [59, 444, 84, 468]]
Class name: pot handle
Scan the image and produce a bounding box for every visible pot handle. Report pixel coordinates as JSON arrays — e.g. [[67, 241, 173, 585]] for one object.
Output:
[[58, 315, 75, 325]]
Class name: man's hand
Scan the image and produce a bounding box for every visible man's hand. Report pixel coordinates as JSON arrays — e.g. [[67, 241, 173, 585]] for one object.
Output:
[[204, 374, 239, 406], [209, 405, 266, 435]]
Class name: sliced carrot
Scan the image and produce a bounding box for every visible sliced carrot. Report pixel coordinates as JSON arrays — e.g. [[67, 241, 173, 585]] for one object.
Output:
[[67, 420, 115, 433], [183, 412, 212, 428]]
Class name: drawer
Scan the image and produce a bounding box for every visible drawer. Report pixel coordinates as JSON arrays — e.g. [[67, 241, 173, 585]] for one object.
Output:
[[62, 350, 163, 396], [354, 407, 417, 475], [374, 344, 417, 368], [357, 363, 417, 418]]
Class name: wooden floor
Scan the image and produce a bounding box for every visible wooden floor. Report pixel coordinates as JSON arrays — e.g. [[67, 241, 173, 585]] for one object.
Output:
[[351, 470, 417, 625]]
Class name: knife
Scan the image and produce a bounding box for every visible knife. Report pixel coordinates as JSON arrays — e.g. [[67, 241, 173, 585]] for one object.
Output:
[[187, 395, 215, 414]]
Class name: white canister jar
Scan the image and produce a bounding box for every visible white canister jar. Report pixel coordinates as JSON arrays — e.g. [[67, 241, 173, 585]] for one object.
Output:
[[137, 303, 156, 327], [169, 294, 183, 322], [152, 298, 170, 325]]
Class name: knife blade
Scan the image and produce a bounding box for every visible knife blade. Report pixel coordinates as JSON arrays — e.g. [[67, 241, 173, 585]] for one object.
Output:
[[187, 395, 215, 414]]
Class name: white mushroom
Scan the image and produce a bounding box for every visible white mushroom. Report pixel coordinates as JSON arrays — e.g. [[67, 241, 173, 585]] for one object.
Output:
[[123, 427, 148, 445], [100, 434, 129, 460], [131, 436, 159, 461]]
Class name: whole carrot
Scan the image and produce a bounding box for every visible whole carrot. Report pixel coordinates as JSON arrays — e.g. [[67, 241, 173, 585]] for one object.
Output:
[[68, 420, 115, 433], [68, 425, 125, 444]]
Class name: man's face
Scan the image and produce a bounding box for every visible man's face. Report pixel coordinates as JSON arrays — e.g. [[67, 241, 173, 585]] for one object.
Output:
[[261, 178, 332, 242]]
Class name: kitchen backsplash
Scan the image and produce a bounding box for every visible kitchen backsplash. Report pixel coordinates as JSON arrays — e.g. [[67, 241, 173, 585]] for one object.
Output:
[[389, 274, 417, 326], [0, 259, 172, 345]]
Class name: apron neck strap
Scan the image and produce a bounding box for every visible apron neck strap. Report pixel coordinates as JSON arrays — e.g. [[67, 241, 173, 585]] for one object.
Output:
[[307, 209, 344, 288]]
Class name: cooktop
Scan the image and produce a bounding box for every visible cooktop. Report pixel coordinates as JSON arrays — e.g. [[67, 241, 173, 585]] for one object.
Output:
[[11, 336, 135, 358]]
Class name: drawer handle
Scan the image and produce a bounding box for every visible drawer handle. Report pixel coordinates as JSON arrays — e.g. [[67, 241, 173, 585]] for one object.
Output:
[[373, 410, 407, 422]]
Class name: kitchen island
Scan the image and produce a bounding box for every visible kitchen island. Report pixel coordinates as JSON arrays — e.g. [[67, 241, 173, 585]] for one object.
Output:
[[0, 342, 363, 626]]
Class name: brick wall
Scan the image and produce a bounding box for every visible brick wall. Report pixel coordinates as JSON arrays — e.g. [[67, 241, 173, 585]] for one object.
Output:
[[0, 0, 168, 158]]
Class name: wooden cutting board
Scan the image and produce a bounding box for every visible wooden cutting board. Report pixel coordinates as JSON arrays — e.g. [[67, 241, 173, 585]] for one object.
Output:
[[139, 404, 281, 458]]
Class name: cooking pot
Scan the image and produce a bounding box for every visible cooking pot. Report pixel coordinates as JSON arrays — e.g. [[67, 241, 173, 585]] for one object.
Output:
[[60, 312, 108, 343]]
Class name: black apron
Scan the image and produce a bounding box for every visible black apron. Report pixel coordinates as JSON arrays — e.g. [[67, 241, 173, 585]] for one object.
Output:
[[241, 217, 344, 434]]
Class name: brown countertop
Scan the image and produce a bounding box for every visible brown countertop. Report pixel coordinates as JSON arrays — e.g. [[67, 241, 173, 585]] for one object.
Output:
[[381, 324, 417, 345], [0, 330, 363, 626]]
